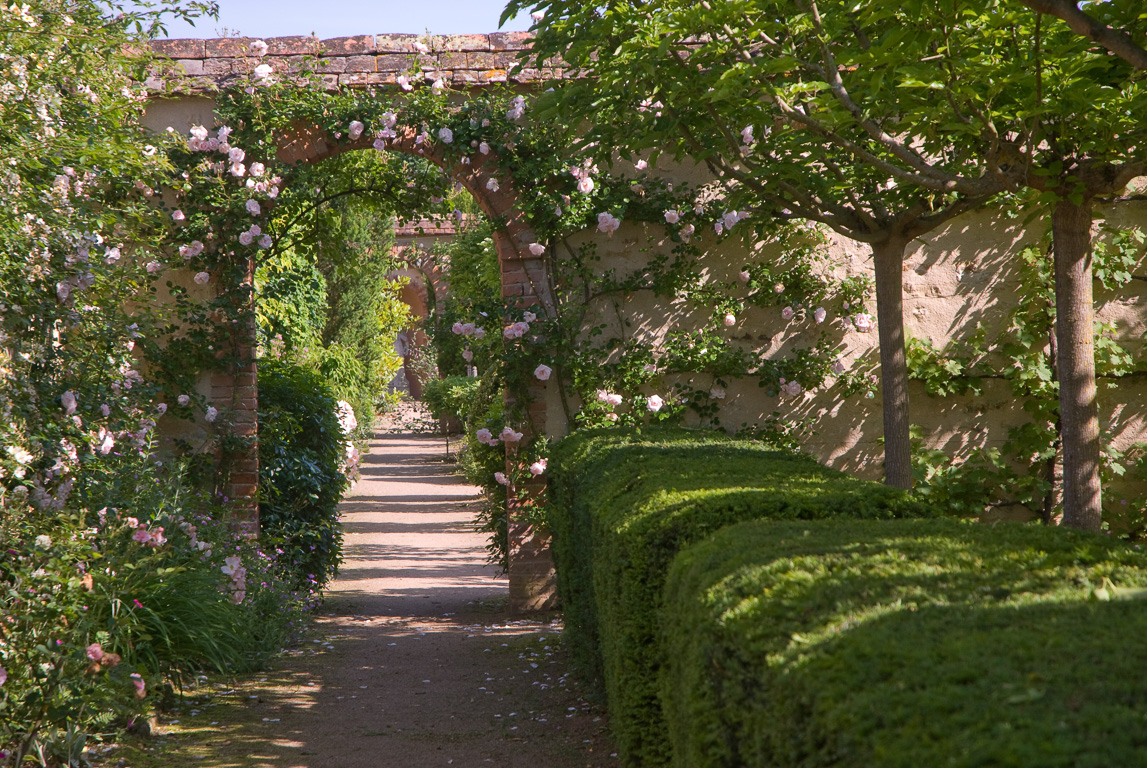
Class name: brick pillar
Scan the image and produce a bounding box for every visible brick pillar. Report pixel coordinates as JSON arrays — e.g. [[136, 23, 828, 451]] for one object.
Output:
[[497, 232, 559, 613], [213, 257, 259, 538]]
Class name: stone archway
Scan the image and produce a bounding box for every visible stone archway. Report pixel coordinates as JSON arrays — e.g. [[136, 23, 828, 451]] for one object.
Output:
[[144, 32, 559, 610]]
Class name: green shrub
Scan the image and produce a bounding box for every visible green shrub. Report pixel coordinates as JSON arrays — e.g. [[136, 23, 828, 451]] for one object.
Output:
[[662, 518, 1147, 768], [545, 426, 927, 767], [257, 359, 350, 591], [422, 375, 480, 431]]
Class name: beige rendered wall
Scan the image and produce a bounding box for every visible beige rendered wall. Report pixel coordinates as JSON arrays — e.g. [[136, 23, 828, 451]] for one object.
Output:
[[553, 158, 1147, 516]]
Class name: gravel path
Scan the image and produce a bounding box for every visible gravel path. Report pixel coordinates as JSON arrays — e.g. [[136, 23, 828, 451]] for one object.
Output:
[[123, 418, 618, 767]]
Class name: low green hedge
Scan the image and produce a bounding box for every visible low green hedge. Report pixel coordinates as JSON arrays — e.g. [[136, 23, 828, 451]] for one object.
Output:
[[662, 518, 1147, 768], [546, 427, 927, 767]]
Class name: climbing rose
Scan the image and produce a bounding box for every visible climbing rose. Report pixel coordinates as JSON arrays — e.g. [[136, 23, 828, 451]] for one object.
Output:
[[523, 311, 536, 322], [253, 64, 273, 81], [832, 360, 847, 375], [437, 127, 453, 144], [853, 313, 874, 332], [178, 394, 190, 406], [156, 403, 167, 415], [476, 428, 492, 444], [397, 75, 412, 91], [348, 120, 365, 140], [145, 260, 162, 273], [781, 307, 794, 321], [249, 161, 265, 177], [500, 427, 524, 443], [239, 231, 254, 246], [462, 349, 474, 362], [61, 390, 77, 415], [452, 322, 464, 334], [714, 221, 724, 235], [528, 243, 545, 256], [413, 40, 429, 53], [258, 235, 272, 249], [597, 212, 620, 236], [529, 459, 547, 476], [486, 178, 500, 192], [532, 10, 544, 20], [35, 534, 52, 548], [494, 472, 509, 485], [479, 141, 490, 154], [814, 307, 827, 323], [774, 283, 785, 293], [723, 314, 736, 327], [577, 176, 594, 194], [249, 39, 268, 56], [194, 272, 210, 285], [86, 643, 104, 661], [229, 147, 245, 164], [0, 665, 6, 686], [245, 199, 261, 215], [534, 364, 552, 381], [723, 211, 739, 229], [205, 406, 218, 423], [785, 380, 803, 396], [742, 125, 754, 145], [171, 210, 185, 222], [230, 163, 246, 177], [635, 159, 648, 170], [664, 209, 680, 224], [647, 395, 664, 412]]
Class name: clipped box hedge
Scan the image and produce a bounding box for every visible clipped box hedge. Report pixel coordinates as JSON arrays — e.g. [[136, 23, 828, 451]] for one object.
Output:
[[662, 518, 1147, 768], [546, 427, 928, 767]]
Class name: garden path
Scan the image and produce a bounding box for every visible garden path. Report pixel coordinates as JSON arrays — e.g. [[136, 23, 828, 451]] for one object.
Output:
[[122, 408, 617, 767]]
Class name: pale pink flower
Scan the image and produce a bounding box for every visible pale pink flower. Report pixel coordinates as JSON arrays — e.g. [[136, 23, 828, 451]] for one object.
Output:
[[781, 307, 794, 321], [61, 390, 77, 415], [523, 311, 536, 322], [348, 121, 365, 140], [397, 75, 413, 91], [452, 322, 464, 334], [86, 643, 104, 661], [249, 161, 265, 177], [774, 283, 785, 294], [714, 221, 724, 235], [194, 271, 210, 285], [125, 517, 139, 528], [741, 125, 754, 145], [156, 403, 167, 415], [664, 209, 680, 224], [529, 459, 547, 476], [177, 394, 190, 406], [438, 126, 454, 144], [239, 231, 254, 246], [597, 212, 620, 236], [785, 380, 803, 396], [723, 313, 736, 327], [253, 63, 273, 81], [229, 147, 245, 164], [534, 364, 552, 381], [373, 138, 387, 151], [647, 394, 664, 412], [739, 270, 751, 282], [171, 210, 185, 222], [413, 40, 429, 53], [531, 10, 544, 20], [100, 403, 110, 417], [258, 235, 272, 249], [132, 528, 152, 544], [605, 412, 618, 422], [529, 243, 546, 256], [145, 260, 162, 273], [486, 178, 500, 192], [461, 322, 476, 335], [476, 428, 492, 444], [249, 39, 269, 56], [832, 360, 847, 375], [494, 471, 509, 485], [462, 349, 474, 362], [680, 224, 694, 242], [130, 673, 146, 698], [479, 141, 490, 154], [246, 199, 261, 216], [230, 163, 246, 177], [723, 211, 739, 229], [577, 176, 594, 194], [635, 159, 648, 170], [205, 406, 218, 423], [501, 427, 524, 443], [98, 430, 115, 455], [814, 307, 827, 323], [853, 313, 874, 332]]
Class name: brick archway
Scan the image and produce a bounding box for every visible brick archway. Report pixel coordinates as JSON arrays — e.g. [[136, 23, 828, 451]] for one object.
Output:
[[147, 33, 558, 610]]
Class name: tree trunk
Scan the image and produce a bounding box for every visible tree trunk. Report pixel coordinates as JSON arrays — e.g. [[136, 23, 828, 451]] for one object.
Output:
[[1051, 198, 1103, 532], [872, 237, 913, 489]]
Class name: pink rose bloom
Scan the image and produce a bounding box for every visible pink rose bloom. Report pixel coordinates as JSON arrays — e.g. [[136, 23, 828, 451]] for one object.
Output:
[[605, 413, 618, 422], [349, 121, 365, 140], [132, 528, 152, 544], [249, 161, 265, 177], [635, 159, 648, 170], [529, 243, 546, 256], [774, 283, 785, 294], [723, 314, 736, 327], [714, 221, 724, 235], [258, 235, 272, 249], [832, 360, 847, 375], [647, 395, 664, 412], [452, 322, 464, 334], [462, 349, 474, 362], [437, 127, 453, 143], [723, 211, 739, 229], [577, 176, 594, 194], [205, 406, 218, 423], [246, 199, 261, 215], [814, 307, 827, 323], [146, 260, 163, 273], [249, 39, 268, 56], [680, 224, 695, 243], [664, 209, 680, 224], [171, 210, 185, 222], [177, 394, 190, 406], [534, 364, 552, 381], [474, 328, 486, 339], [461, 323, 476, 336], [253, 64, 273, 81], [476, 428, 492, 444], [781, 307, 794, 320], [501, 427, 524, 443], [597, 212, 620, 235], [61, 390, 77, 415], [853, 313, 874, 332], [494, 472, 509, 485], [156, 403, 167, 415], [529, 459, 547, 476], [606, 393, 623, 407], [86, 643, 104, 661], [397, 75, 412, 91], [194, 272, 210, 285]]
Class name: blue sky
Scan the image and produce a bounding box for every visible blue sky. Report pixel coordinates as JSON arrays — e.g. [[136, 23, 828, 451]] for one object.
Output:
[[155, 0, 534, 39]]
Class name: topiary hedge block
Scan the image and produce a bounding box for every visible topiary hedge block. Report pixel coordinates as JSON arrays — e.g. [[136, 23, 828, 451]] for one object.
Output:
[[662, 518, 1147, 768], [545, 426, 928, 767]]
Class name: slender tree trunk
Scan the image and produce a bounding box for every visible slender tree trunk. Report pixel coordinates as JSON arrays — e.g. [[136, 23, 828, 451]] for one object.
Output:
[[1051, 198, 1103, 532], [872, 237, 913, 489], [1042, 323, 1061, 526]]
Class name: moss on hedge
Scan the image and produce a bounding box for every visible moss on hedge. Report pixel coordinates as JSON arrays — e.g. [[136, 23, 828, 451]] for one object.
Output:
[[661, 518, 1147, 768], [546, 427, 927, 767]]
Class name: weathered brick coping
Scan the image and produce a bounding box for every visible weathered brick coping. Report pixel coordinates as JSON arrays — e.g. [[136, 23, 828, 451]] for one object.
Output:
[[147, 32, 564, 91]]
